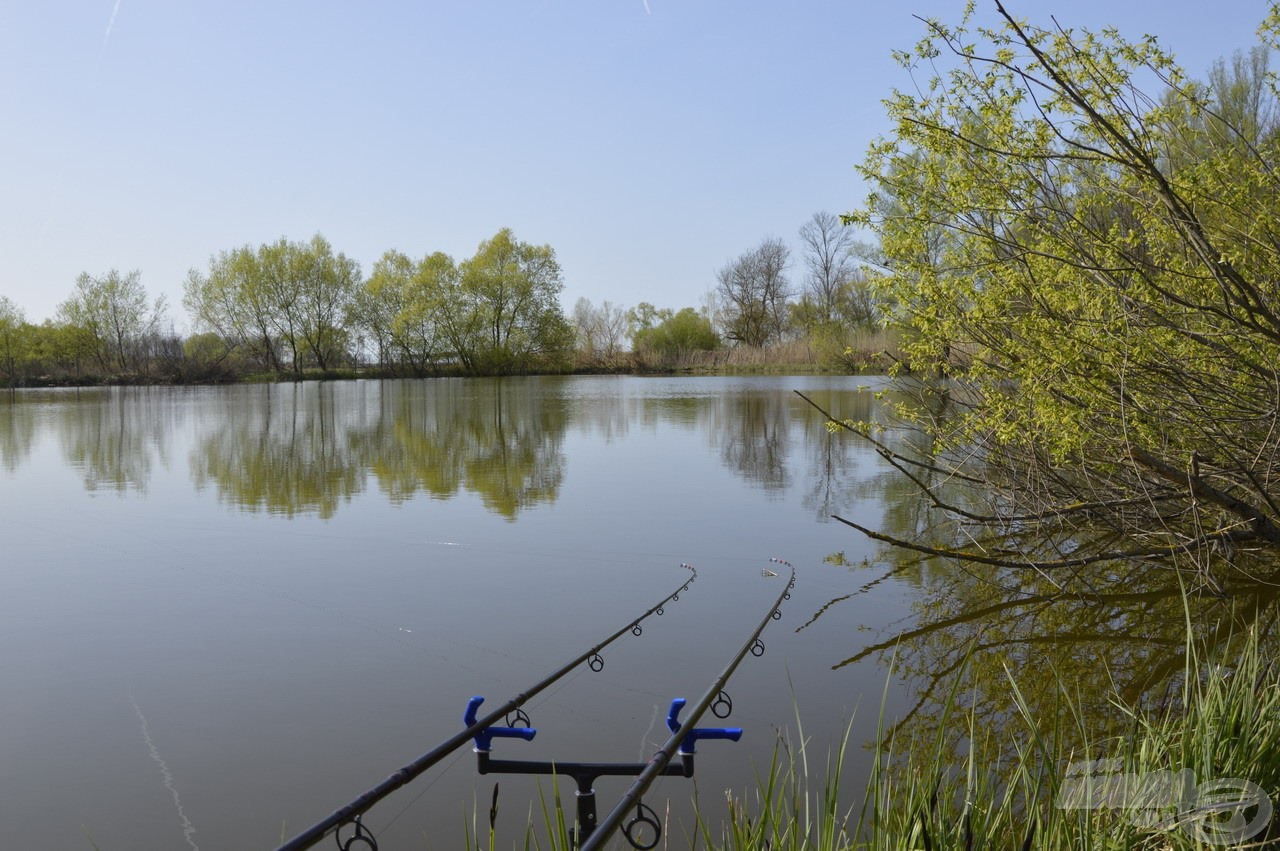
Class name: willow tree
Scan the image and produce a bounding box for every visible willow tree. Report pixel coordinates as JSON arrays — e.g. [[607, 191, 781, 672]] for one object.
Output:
[[454, 228, 573, 372], [184, 245, 280, 370], [185, 234, 358, 373], [838, 4, 1280, 587], [57, 270, 165, 374], [352, 249, 457, 374]]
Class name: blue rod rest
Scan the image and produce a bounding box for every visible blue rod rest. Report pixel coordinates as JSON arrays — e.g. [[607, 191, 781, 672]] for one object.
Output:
[[464, 696, 537, 751], [666, 698, 743, 755]]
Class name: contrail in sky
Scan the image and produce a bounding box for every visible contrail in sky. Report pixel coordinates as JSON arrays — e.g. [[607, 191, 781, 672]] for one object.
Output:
[[102, 0, 123, 50], [642, 0, 650, 14]]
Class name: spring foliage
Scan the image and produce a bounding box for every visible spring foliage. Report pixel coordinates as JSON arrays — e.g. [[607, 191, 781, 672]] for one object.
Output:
[[843, 3, 1280, 582]]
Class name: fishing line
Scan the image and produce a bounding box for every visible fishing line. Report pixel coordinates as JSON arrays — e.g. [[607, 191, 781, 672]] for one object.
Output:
[[4, 513, 536, 728], [377, 747, 472, 836], [154, 514, 774, 569], [28, 502, 768, 731], [20, 505, 771, 687], [33, 506, 705, 743], [36, 506, 570, 690], [56, 505, 693, 650], [637, 702, 663, 761]]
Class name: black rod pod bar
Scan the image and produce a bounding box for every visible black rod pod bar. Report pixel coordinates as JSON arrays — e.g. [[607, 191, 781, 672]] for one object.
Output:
[[464, 695, 743, 848], [578, 559, 796, 851], [275, 564, 697, 851]]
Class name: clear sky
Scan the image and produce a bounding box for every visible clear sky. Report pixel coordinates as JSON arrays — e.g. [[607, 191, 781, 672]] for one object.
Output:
[[0, 1, 1270, 327]]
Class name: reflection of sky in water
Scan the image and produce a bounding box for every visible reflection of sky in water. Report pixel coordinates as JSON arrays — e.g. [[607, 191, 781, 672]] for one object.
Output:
[[0, 376, 913, 850]]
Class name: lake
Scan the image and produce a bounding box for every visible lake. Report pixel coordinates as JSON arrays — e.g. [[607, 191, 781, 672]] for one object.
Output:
[[1, 375, 924, 850]]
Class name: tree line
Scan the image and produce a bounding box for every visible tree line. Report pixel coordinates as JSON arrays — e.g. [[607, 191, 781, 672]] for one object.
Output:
[[569, 209, 884, 368], [0, 229, 578, 384], [0, 214, 885, 385]]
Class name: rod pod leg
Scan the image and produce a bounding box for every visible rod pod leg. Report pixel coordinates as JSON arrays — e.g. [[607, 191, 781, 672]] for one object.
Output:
[[573, 774, 597, 847]]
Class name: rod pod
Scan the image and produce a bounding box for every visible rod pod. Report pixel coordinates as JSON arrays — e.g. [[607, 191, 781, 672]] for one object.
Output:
[[465, 695, 742, 847], [276, 564, 697, 851], [465, 559, 796, 850]]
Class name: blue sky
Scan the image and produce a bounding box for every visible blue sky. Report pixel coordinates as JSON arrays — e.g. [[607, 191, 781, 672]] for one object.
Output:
[[0, 1, 1270, 326]]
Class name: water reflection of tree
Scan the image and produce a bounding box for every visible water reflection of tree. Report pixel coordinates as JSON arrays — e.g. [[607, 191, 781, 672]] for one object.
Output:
[[354, 379, 567, 521], [567, 386, 633, 443], [798, 388, 954, 592], [801, 382, 1280, 760], [0, 393, 37, 472], [191, 383, 365, 519], [832, 560, 1280, 762], [796, 388, 877, 523], [58, 388, 175, 493], [798, 383, 1280, 757], [713, 391, 792, 492], [191, 380, 568, 520], [652, 395, 711, 429]]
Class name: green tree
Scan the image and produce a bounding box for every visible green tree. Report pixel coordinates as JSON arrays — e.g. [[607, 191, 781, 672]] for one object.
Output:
[[184, 245, 279, 370], [57, 270, 166, 374], [352, 250, 413, 371], [254, 239, 306, 370], [401, 252, 460, 371], [293, 234, 360, 370], [185, 234, 360, 374], [353, 249, 458, 374], [180, 331, 241, 380], [631, 307, 719, 356], [25, 320, 96, 377], [625, 301, 672, 344], [842, 3, 1280, 584], [454, 228, 573, 372], [0, 297, 27, 380]]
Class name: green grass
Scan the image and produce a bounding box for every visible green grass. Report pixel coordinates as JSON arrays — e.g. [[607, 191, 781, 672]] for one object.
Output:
[[716, 630, 1279, 850]]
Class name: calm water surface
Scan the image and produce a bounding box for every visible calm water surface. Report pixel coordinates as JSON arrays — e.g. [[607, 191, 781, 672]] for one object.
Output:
[[1, 376, 920, 850]]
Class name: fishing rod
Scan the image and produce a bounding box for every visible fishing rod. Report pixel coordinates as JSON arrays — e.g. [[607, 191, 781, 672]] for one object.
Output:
[[582, 558, 794, 850], [276, 563, 696, 851], [468, 558, 796, 850]]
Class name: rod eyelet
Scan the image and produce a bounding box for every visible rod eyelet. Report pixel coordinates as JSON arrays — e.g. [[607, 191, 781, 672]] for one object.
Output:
[[623, 802, 661, 850]]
